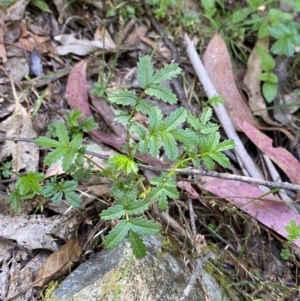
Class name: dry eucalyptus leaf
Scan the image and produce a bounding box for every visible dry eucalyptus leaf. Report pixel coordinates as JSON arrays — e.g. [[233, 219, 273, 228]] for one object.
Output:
[[0, 103, 38, 172], [34, 238, 82, 287]]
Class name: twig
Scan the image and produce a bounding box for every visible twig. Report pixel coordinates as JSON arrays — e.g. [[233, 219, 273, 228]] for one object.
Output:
[[179, 251, 213, 301], [184, 34, 264, 183], [1, 137, 300, 192]]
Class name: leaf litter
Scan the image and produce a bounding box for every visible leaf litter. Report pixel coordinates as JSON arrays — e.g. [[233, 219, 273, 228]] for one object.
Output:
[[0, 1, 300, 300]]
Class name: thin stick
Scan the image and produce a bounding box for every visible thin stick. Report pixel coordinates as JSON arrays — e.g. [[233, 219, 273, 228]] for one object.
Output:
[[1, 137, 300, 192]]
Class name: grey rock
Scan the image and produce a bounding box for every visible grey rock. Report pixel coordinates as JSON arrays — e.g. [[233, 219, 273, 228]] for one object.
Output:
[[50, 235, 228, 301]]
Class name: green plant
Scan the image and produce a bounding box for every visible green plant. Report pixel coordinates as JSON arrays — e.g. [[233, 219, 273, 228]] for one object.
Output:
[[4, 56, 235, 258], [256, 45, 278, 103], [280, 219, 300, 260], [2, 110, 98, 212], [147, 0, 176, 19]]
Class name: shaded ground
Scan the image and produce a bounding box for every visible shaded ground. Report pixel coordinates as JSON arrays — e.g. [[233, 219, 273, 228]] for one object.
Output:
[[0, 0, 300, 300]]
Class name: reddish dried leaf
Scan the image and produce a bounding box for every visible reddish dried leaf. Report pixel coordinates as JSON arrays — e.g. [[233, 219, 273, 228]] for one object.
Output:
[[203, 33, 257, 130], [66, 60, 91, 119], [198, 177, 300, 248], [177, 181, 199, 199], [235, 117, 300, 194]]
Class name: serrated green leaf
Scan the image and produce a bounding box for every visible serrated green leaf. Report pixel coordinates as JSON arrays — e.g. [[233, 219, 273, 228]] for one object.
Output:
[[162, 107, 187, 131], [65, 191, 82, 207], [146, 85, 177, 104], [209, 152, 230, 168], [161, 132, 178, 160], [60, 179, 78, 192], [135, 99, 152, 115], [16, 172, 44, 195], [158, 198, 168, 210], [208, 95, 224, 106], [201, 155, 215, 170], [108, 154, 138, 174], [200, 123, 219, 134], [44, 147, 68, 166], [151, 62, 181, 84], [81, 117, 98, 132], [35, 136, 62, 148], [104, 220, 131, 249], [6, 190, 20, 212], [62, 149, 78, 172], [137, 55, 154, 89], [100, 205, 125, 220], [108, 90, 137, 106], [52, 191, 63, 203], [148, 135, 160, 158], [65, 110, 82, 127], [200, 131, 220, 153], [187, 114, 200, 131], [128, 231, 147, 258], [269, 23, 300, 57], [125, 199, 149, 215], [150, 185, 179, 202], [56, 122, 69, 145], [214, 139, 235, 152], [114, 111, 130, 124], [128, 217, 160, 235], [171, 129, 198, 146], [200, 107, 213, 125], [148, 107, 163, 133]]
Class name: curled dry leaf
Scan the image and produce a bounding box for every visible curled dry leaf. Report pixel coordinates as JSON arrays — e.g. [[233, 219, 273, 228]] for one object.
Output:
[[94, 24, 116, 50], [55, 34, 106, 56], [34, 238, 82, 287], [243, 37, 278, 125]]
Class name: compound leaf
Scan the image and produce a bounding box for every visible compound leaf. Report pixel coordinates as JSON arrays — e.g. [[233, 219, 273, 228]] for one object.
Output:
[[104, 220, 131, 249], [129, 230, 147, 258], [100, 205, 125, 220], [146, 85, 177, 104], [108, 90, 137, 106], [128, 217, 160, 235]]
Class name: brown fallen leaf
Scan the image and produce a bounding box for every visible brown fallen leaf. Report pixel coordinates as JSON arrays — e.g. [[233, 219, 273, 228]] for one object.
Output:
[[243, 37, 277, 125], [34, 238, 82, 287], [7, 238, 81, 301]]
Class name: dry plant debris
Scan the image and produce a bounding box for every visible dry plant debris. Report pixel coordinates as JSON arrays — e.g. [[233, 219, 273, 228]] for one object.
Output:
[[0, 0, 299, 300]]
